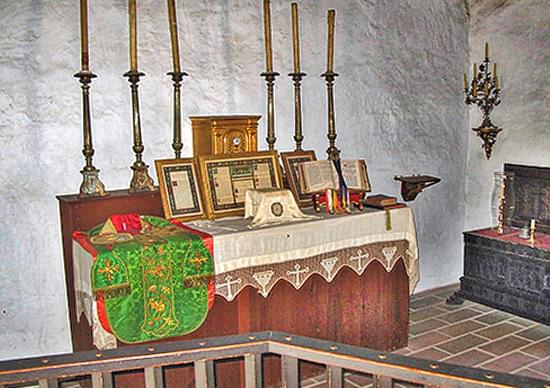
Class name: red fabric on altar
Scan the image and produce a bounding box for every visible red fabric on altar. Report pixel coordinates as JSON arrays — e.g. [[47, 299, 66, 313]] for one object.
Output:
[[473, 227, 550, 251]]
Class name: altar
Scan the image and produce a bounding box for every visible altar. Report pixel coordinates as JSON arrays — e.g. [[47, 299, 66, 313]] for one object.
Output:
[[58, 189, 418, 354]]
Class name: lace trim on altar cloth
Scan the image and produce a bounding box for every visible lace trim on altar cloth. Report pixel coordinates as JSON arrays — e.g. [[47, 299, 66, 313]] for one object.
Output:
[[214, 239, 415, 301]]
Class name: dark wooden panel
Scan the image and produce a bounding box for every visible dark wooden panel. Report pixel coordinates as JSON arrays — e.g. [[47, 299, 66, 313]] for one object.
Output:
[[504, 163, 550, 233]]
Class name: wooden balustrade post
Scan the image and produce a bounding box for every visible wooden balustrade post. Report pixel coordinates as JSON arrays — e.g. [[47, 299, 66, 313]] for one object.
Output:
[[281, 355, 299, 388]]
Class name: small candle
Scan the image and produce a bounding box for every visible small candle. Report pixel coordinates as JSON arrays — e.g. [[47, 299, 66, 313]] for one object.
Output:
[[263, 0, 273, 72], [485, 42, 489, 60], [484, 80, 489, 96], [493, 63, 497, 78], [167, 0, 181, 73], [291, 3, 300, 73], [473, 63, 477, 80], [326, 9, 335, 73], [530, 219, 536, 230], [129, 0, 138, 72], [463, 73, 468, 90], [80, 0, 89, 71]]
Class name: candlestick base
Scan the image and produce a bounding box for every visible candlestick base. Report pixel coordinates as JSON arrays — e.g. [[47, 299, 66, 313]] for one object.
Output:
[[79, 168, 108, 198], [129, 163, 155, 193]]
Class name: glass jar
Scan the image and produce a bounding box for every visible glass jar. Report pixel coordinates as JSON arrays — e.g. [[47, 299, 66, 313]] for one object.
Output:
[[490, 171, 515, 228]]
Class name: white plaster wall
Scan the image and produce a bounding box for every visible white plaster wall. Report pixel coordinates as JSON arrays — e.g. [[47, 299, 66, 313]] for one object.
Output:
[[0, 0, 469, 360], [464, 0, 550, 230]]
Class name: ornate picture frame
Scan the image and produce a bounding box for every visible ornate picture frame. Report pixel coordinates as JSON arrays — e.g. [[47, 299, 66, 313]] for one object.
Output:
[[198, 151, 283, 219], [155, 158, 205, 222], [280, 150, 317, 207]]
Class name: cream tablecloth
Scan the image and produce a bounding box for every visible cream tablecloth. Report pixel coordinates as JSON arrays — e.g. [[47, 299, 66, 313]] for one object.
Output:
[[73, 207, 418, 349]]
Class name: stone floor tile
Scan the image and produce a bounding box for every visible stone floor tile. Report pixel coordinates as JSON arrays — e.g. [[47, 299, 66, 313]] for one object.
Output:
[[516, 325, 550, 341], [442, 349, 494, 367], [438, 320, 486, 337], [437, 308, 482, 323], [407, 332, 451, 351], [408, 347, 450, 361], [530, 358, 550, 375], [521, 338, 550, 358], [516, 367, 550, 380], [412, 285, 456, 300], [409, 306, 447, 323], [480, 352, 538, 373], [480, 336, 530, 355], [392, 347, 411, 355], [474, 322, 523, 340], [302, 378, 328, 388], [436, 334, 487, 354], [409, 296, 441, 310], [304, 381, 329, 388], [409, 319, 448, 336], [508, 316, 539, 327], [474, 310, 513, 325], [431, 284, 460, 298], [344, 371, 373, 387], [468, 302, 494, 313]]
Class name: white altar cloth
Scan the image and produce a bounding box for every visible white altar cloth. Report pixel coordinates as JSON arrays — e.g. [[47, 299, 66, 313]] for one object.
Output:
[[73, 207, 418, 349]]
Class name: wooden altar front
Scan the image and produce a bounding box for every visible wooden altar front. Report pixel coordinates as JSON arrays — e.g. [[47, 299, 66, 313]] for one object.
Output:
[[57, 189, 413, 353]]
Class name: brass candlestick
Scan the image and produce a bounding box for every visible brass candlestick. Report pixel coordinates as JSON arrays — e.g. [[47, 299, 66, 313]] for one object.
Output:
[[321, 71, 340, 161], [124, 70, 155, 193], [167, 70, 188, 158], [289, 71, 306, 150], [261, 71, 280, 150], [75, 70, 108, 198]]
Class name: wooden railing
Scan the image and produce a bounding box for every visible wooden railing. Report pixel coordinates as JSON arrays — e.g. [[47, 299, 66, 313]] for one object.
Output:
[[0, 331, 547, 388]]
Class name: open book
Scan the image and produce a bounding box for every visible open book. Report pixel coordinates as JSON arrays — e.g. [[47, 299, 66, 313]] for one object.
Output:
[[299, 160, 371, 194]]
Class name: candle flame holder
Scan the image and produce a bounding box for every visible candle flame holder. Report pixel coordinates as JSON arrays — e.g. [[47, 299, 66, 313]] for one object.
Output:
[[74, 70, 108, 198], [464, 45, 502, 159], [124, 70, 155, 193], [167, 70, 188, 159], [261, 71, 280, 151]]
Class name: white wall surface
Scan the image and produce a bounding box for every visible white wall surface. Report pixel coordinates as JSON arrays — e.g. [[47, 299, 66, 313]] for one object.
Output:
[[464, 0, 550, 230], [0, 0, 469, 360]]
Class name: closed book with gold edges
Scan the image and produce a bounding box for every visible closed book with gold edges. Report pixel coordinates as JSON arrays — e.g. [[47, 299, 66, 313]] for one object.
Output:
[[365, 194, 398, 208]]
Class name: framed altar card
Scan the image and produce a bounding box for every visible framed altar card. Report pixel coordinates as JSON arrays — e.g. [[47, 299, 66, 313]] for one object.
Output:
[[280, 150, 317, 207], [199, 151, 283, 219], [155, 158, 205, 222]]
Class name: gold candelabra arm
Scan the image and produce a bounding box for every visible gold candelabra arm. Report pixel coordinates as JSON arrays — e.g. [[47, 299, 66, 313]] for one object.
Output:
[[321, 71, 340, 161], [261, 71, 280, 151], [464, 46, 503, 160], [167, 70, 188, 159], [74, 70, 108, 198], [123, 70, 155, 193]]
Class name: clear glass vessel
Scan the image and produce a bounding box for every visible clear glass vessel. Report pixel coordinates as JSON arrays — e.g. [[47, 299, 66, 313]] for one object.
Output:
[[490, 171, 515, 228]]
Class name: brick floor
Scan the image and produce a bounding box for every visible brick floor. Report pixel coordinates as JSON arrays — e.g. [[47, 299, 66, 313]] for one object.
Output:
[[303, 284, 550, 387], [401, 284, 550, 381]]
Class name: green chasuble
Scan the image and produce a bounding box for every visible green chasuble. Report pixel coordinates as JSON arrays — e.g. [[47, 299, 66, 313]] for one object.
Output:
[[86, 216, 214, 344]]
